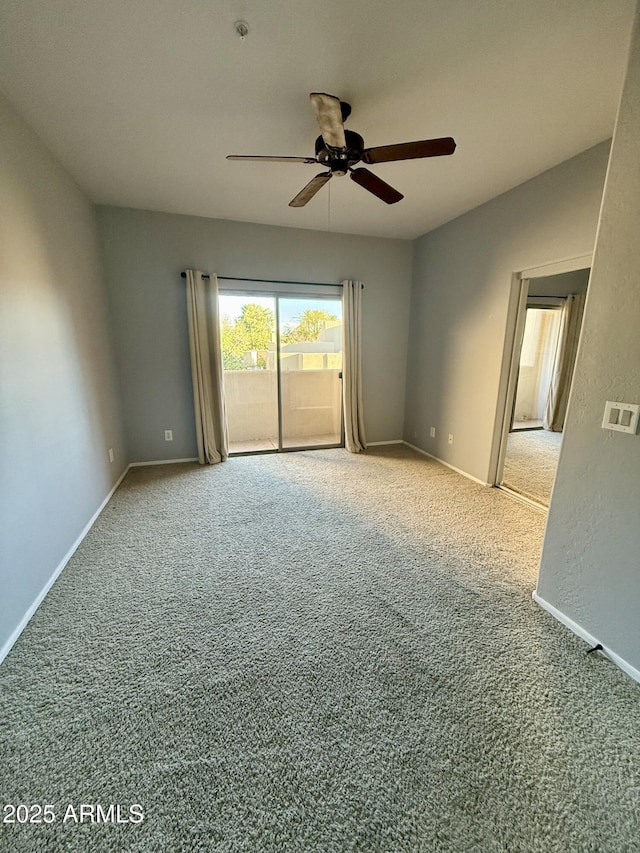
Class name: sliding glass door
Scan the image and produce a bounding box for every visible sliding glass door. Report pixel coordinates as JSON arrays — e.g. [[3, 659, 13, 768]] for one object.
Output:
[[279, 297, 343, 449], [219, 294, 279, 452], [219, 291, 343, 454]]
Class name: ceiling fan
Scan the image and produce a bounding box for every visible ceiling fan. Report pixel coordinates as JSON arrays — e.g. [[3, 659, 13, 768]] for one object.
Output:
[[227, 93, 456, 207]]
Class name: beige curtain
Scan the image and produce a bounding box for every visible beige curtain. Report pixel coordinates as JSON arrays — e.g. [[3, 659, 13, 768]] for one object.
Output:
[[544, 292, 586, 432], [185, 270, 228, 464], [342, 280, 367, 453]]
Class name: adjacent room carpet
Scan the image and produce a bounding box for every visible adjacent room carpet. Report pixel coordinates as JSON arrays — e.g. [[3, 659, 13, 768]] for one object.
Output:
[[1, 445, 638, 853], [502, 429, 563, 506]]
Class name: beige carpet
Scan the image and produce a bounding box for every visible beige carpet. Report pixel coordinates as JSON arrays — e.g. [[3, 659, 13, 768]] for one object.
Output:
[[1, 445, 638, 852], [502, 429, 563, 506]]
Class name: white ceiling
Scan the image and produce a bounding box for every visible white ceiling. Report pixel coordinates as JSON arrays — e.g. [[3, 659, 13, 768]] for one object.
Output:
[[0, 0, 635, 239]]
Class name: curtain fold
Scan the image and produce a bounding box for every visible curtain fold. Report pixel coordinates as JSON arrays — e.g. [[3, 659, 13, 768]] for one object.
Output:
[[342, 280, 367, 453], [185, 270, 228, 464], [543, 292, 586, 432]]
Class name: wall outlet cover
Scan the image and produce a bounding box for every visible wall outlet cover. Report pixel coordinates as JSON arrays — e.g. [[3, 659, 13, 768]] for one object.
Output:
[[430, 427, 436, 438], [164, 430, 174, 441], [602, 401, 639, 434]]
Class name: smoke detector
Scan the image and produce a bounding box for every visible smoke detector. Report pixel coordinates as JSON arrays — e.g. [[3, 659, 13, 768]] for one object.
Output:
[[234, 20, 249, 41]]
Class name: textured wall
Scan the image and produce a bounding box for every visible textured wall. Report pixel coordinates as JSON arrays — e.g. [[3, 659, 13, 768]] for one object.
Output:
[[0, 93, 125, 656], [537, 8, 640, 671], [97, 207, 413, 461], [405, 142, 609, 483]]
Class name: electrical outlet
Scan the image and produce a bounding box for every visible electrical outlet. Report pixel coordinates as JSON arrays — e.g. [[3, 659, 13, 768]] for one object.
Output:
[[430, 427, 436, 438], [412, 430, 417, 439], [448, 433, 454, 445], [108, 448, 114, 463], [164, 430, 173, 441]]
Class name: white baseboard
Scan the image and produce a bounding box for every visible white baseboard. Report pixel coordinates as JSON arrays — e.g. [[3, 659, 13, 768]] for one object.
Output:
[[532, 591, 640, 685], [129, 457, 198, 467], [0, 464, 131, 667], [403, 441, 490, 486], [367, 440, 403, 446]]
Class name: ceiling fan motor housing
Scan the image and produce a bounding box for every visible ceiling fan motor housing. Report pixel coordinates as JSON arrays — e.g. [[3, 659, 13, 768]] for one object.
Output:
[[315, 130, 364, 175]]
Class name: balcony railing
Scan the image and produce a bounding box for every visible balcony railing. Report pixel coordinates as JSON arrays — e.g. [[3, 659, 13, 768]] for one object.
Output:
[[223, 368, 342, 447]]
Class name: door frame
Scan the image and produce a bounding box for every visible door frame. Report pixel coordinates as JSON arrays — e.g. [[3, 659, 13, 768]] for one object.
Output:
[[489, 253, 592, 489]]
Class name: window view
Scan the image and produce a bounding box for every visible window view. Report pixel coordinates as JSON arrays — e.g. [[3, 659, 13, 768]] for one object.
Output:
[[219, 293, 343, 453]]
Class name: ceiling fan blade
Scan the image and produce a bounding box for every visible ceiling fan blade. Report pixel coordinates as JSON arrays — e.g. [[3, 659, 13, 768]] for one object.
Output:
[[227, 155, 317, 164], [362, 137, 456, 165], [309, 93, 346, 149], [350, 168, 403, 204], [289, 171, 333, 208]]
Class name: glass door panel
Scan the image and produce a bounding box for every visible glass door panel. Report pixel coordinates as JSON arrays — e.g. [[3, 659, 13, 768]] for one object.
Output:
[[219, 294, 278, 453], [278, 297, 343, 449]]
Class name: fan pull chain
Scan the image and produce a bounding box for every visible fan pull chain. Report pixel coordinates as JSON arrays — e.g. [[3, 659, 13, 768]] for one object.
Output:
[[327, 180, 331, 233]]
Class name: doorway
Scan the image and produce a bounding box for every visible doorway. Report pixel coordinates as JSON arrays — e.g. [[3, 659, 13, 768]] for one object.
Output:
[[495, 263, 590, 507], [219, 291, 343, 454], [511, 303, 563, 431]]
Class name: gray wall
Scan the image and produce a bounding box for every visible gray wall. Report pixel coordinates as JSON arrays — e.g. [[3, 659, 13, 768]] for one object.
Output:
[[538, 9, 640, 672], [0, 93, 125, 655], [404, 141, 610, 483], [97, 207, 413, 462]]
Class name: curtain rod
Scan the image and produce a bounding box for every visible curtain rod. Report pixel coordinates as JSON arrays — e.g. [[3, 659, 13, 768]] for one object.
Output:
[[181, 272, 342, 287], [528, 294, 567, 299]]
